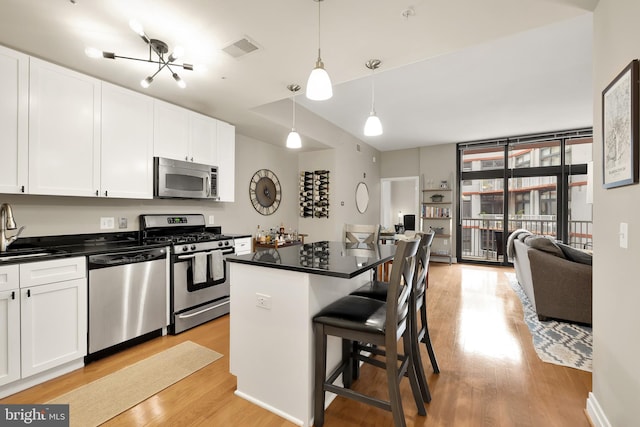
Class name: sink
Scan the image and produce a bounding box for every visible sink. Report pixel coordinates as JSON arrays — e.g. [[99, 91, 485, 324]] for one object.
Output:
[[0, 251, 52, 261]]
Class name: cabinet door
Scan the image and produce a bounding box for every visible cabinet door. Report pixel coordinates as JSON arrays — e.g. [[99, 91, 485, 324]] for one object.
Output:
[[101, 83, 153, 199], [0, 45, 28, 194], [28, 58, 100, 196], [189, 112, 218, 165], [20, 278, 87, 378], [153, 100, 190, 161], [216, 121, 235, 202], [0, 289, 20, 387]]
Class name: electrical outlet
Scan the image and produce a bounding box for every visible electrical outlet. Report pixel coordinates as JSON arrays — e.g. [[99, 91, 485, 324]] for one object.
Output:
[[100, 217, 114, 230], [620, 222, 628, 249], [118, 217, 128, 229], [209, 215, 215, 225], [256, 293, 272, 310], [443, 239, 448, 246]]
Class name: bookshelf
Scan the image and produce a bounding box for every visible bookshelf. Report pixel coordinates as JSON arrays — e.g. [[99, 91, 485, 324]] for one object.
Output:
[[421, 188, 453, 264]]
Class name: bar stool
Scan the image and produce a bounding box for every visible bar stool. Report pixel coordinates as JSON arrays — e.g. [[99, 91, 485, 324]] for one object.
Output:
[[350, 231, 440, 403], [313, 239, 425, 427]]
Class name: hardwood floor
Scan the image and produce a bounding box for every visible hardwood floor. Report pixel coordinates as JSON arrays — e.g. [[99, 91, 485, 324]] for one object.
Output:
[[1, 263, 592, 426]]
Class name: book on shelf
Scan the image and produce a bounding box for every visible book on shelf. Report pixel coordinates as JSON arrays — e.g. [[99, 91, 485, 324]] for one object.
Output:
[[421, 205, 451, 218]]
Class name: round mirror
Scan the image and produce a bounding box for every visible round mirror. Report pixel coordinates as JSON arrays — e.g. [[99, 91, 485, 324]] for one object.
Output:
[[355, 182, 369, 213]]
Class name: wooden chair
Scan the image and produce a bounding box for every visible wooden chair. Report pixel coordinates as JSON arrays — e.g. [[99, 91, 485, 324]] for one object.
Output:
[[343, 223, 381, 245], [350, 231, 440, 402], [313, 239, 425, 427]]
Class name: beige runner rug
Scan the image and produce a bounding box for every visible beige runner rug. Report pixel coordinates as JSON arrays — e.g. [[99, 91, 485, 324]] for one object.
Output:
[[47, 341, 222, 427]]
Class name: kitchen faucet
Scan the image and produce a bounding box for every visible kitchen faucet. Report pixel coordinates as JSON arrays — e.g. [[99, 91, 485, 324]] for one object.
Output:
[[0, 203, 24, 252]]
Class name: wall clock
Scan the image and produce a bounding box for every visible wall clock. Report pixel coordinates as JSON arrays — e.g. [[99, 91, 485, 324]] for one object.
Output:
[[249, 169, 281, 215]]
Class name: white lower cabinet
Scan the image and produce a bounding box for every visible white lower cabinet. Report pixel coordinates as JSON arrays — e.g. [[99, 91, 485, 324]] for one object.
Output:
[[0, 258, 87, 396], [20, 278, 87, 378], [0, 264, 20, 387], [234, 237, 252, 255]]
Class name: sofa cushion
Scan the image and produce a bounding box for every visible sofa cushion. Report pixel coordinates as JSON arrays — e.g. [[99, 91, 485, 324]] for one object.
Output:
[[556, 242, 593, 266], [524, 235, 565, 258]]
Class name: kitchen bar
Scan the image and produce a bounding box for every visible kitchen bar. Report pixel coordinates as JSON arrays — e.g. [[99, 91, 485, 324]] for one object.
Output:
[[227, 241, 395, 427]]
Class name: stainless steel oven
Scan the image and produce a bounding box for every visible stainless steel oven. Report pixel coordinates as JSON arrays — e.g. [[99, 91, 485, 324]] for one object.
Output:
[[154, 156, 219, 200], [140, 214, 233, 334]]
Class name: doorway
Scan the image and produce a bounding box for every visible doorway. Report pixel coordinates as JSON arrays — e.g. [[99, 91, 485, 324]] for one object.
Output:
[[380, 176, 420, 233]]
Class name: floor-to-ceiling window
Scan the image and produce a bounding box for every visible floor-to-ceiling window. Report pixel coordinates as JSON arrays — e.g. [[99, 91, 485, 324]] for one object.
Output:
[[457, 129, 592, 264]]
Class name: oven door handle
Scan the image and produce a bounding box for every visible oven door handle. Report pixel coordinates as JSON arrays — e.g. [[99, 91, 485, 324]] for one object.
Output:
[[177, 254, 196, 260], [177, 300, 230, 319]]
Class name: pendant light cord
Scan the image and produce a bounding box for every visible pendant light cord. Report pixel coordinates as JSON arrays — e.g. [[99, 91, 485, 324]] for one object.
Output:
[[292, 93, 297, 129], [317, 0, 322, 61], [370, 67, 376, 113]]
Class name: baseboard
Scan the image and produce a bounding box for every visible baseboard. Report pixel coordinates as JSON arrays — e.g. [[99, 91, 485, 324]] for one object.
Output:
[[234, 390, 304, 426], [586, 392, 612, 427], [0, 359, 84, 399]]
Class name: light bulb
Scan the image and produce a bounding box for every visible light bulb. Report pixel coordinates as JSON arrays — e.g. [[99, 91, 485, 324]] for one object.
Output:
[[141, 76, 153, 88], [129, 19, 145, 36], [286, 130, 302, 149], [173, 73, 186, 88], [85, 47, 102, 58], [364, 112, 383, 136], [306, 64, 332, 101], [168, 46, 185, 62]]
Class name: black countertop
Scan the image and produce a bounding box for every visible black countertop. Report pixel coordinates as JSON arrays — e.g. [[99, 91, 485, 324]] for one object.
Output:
[[0, 232, 167, 265], [227, 241, 396, 279]]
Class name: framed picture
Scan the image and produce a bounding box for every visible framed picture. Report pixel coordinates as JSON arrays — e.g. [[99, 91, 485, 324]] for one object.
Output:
[[602, 59, 639, 189]]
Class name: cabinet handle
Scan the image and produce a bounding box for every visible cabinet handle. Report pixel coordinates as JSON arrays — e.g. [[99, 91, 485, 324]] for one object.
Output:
[[11, 291, 15, 300], [27, 289, 31, 298], [185, 156, 189, 161], [96, 190, 99, 196], [21, 185, 25, 193], [105, 190, 108, 197], [190, 157, 194, 162]]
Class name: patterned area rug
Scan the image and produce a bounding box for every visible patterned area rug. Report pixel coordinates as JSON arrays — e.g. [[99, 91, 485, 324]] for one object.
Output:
[[505, 272, 592, 372]]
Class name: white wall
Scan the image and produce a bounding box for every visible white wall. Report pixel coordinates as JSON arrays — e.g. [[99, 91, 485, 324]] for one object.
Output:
[[298, 141, 380, 242], [591, 1, 640, 425]]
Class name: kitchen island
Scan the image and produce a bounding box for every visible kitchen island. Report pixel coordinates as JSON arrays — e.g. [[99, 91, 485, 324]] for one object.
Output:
[[227, 241, 395, 427]]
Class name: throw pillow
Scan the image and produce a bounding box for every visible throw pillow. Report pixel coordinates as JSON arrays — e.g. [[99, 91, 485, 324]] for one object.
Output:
[[556, 242, 593, 266], [524, 235, 565, 258]]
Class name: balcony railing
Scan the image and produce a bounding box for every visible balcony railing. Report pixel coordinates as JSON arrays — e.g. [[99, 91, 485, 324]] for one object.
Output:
[[460, 217, 592, 261]]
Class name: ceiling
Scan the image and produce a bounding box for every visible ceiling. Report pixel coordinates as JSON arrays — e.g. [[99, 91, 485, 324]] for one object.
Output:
[[0, 0, 597, 152]]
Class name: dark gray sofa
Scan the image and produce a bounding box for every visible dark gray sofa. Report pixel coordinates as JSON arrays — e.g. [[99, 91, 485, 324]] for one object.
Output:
[[509, 230, 592, 325]]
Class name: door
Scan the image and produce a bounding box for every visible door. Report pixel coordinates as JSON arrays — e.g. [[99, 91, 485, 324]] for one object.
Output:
[[20, 279, 87, 378], [101, 82, 154, 199], [0, 45, 28, 194], [153, 100, 190, 161], [28, 58, 101, 196], [0, 289, 20, 387], [189, 112, 218, 165]]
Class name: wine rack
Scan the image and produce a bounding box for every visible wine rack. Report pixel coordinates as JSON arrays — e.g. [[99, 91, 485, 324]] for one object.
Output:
[[299, 171, 314, 218], [299, 170, 330, 219]]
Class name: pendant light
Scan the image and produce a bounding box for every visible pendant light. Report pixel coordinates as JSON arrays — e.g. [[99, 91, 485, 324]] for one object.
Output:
[[286, 84, 302, 149], [363, 59, 383, 136], [306, 0, 333, 101]]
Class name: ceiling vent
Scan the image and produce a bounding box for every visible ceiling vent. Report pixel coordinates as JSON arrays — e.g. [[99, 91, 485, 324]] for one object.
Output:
[[222, 37, 259, 58]]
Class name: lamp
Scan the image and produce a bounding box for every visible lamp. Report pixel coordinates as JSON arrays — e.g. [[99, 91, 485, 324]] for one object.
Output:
[[86, 19, 193, 89], [286, 84, 302, 149], [364, 59, 383, 136], [306, 0, 332, 101]]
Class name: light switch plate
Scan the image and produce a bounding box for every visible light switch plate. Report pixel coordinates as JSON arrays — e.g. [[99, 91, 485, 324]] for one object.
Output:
[[209, 215, 215, 225], [119, 217, 128, 229], [620, 222, 628, 249], [100, 217, 115, 230]]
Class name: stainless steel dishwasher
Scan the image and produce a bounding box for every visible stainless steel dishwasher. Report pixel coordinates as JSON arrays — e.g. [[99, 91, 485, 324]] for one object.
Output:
[[87, 247, 168, 359]]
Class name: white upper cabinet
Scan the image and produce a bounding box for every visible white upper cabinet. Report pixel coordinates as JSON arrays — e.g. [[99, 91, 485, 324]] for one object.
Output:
[[189, 111, 218, 166], [0, 45, 28, 194], [101, 83, 154, 199], [153, 100, 190, 162], [28, 58, 101, 197], [217, 120, 235, 202], [153, 100, 218, 165]]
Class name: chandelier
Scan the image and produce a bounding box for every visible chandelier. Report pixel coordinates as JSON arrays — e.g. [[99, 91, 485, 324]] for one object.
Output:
[[86, 19, 193, 89]]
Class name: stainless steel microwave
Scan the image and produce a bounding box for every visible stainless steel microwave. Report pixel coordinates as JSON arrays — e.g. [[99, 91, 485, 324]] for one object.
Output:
[[154, 157, 219, 200]]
